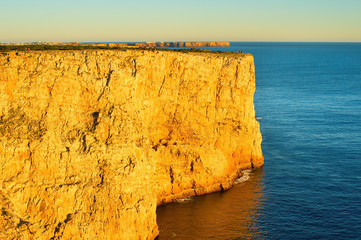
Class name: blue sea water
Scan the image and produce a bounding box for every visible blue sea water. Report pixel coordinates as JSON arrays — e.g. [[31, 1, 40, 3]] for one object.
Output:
[[156, 42, 361, 239]]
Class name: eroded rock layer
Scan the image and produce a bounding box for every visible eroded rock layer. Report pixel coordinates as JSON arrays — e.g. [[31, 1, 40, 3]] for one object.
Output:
[[0, 50, 263, 239]]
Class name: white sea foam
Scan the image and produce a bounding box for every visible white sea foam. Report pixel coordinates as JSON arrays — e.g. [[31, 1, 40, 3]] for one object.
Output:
[[234, 169, 252, 184], [256, 117, 262, 120], [174, 197, 194, 203]]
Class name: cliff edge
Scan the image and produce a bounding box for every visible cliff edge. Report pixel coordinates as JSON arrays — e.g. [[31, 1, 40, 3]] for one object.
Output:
[[0, 50, 263, 239]]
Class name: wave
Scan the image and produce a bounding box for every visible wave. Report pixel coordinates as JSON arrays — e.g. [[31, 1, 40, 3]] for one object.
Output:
[[234, 169, 252, 184], [174, 196, 194, 203]]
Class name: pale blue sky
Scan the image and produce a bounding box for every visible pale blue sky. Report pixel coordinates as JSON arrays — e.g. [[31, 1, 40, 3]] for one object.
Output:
[[1, 0, 361, 42]]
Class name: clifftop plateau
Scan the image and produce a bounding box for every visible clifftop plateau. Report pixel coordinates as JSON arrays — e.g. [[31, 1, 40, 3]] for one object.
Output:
[[1, 41, 230, 48], [0, 49, 263, 239]]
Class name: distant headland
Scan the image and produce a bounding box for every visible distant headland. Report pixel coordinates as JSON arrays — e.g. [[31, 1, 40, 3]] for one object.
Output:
[[0, 41, 230, 48]]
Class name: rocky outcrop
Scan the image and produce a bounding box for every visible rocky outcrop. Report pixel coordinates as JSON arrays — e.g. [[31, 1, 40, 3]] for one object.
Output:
[[0, 49, 263, 239]]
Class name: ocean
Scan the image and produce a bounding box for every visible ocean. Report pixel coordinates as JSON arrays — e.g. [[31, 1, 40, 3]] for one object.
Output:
[[156, 42, 361, 239]]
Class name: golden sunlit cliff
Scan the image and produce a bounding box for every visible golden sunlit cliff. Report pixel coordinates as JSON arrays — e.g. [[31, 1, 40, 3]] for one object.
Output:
[[0, 49, 263, 239]]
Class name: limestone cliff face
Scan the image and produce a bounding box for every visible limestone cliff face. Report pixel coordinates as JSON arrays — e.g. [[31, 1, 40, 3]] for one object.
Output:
[[0, 50, 263, 239]]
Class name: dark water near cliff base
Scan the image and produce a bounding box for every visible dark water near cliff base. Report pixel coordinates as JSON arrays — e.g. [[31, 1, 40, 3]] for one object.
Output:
[[156, 42, 361, 239]]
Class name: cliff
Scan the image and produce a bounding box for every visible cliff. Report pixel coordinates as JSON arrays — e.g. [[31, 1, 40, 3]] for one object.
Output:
[[90, 42, 230, 48], [183, 42, 230, 47], [0, 50, 263, 239]]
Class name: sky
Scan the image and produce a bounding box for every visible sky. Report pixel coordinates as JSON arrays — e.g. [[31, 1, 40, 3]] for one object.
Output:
[[1, 0, 361, 43]]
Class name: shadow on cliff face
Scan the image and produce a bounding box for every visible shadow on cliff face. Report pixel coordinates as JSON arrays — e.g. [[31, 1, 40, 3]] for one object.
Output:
[[156, 168, 265, 240]]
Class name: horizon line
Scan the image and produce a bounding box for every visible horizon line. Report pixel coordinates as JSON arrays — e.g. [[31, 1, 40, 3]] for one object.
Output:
[[1, 40, 361, 44]]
